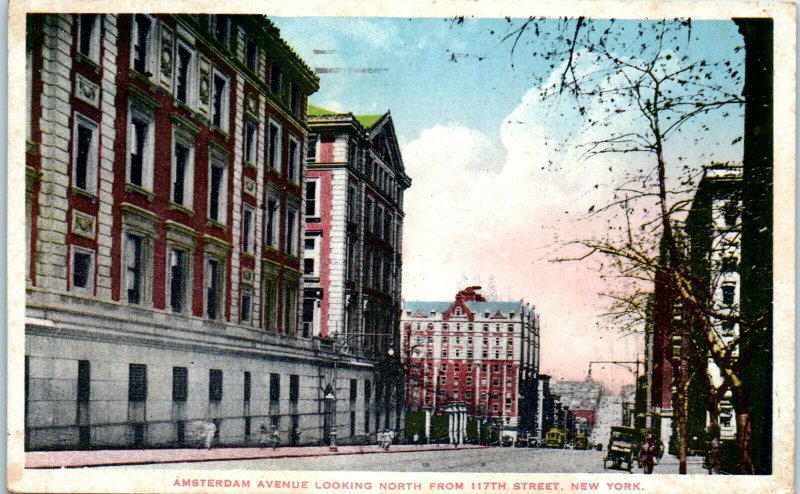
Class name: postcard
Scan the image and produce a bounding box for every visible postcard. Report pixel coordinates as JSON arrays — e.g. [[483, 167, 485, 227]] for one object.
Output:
[[7, 0, 795, 493]]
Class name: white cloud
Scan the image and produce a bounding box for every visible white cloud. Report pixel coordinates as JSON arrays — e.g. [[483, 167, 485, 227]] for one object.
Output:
[[399, 48, 742, 391]]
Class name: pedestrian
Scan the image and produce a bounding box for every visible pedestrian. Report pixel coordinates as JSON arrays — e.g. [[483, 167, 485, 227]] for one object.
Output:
[[708, 425, 721, 475], [259, 421, 270, 448], [381, 429, 393, 450], [637, 432, 657, 474], [269, 425, 282, 450], [202, 421, 216, 449]]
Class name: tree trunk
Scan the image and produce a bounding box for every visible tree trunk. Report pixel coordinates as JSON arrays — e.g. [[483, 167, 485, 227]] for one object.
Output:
[[731, 383, 755, 474], [676, 352, 689, 474]]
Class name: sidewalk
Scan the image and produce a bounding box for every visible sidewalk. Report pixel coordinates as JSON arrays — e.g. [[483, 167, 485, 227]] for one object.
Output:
[[651, 454, 707, 475], [25, 443, 484, 469]]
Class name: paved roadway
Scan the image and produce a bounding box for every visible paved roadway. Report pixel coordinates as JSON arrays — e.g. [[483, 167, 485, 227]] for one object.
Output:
[[107, 447, 705, 474]]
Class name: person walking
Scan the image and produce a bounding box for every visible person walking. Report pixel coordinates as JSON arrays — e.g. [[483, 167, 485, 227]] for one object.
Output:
[[380, 429, 394, 451], [269, 425, 282, 450], [708, 424, 721, 475], [259, 421, 270, 448], [638, 432, 658, 474], [202, 421, 216, 449]]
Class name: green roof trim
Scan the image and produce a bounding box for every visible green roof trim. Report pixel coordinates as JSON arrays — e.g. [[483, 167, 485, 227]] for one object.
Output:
[[354, 114, 384, 129], [307, 104, 340, 117], [307, 105, 385, 130]]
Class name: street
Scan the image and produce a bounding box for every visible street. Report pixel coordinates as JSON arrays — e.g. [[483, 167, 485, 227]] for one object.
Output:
[[102, 446, 705, 474]]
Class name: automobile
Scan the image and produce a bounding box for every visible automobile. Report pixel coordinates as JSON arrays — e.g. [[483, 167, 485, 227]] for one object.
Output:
[[603, 426, 641, 472]]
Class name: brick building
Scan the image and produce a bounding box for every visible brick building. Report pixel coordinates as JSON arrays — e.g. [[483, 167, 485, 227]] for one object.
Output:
[[303, 106, 411, 435], [401, 287, 541, 441], [24, 14, 388, 450]]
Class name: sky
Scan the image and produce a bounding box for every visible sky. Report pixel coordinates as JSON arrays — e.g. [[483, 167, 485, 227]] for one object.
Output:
[[273, 16, 745, 392]]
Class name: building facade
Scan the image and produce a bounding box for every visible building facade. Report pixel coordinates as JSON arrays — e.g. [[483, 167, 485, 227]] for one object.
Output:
[[685, 163, 744, 441], [303, 105, 411, 436], [24, 13, 386, 450], [401, 287, 541, 441]]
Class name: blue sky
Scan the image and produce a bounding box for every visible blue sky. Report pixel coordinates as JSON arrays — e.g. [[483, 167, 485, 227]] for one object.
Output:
[[274, 17, 743, 146], [273, 17, 745, 388]]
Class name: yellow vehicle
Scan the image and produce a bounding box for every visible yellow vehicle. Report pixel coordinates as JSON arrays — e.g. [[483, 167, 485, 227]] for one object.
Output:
[[575, 434, 589, 450], [545, 427, 566, 448]]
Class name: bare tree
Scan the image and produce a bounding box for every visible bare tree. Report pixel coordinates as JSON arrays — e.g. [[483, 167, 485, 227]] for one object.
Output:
[[452, 17, 761, 473]]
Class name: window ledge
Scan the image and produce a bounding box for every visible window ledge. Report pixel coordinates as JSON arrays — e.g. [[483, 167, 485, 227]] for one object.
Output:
[[264, 245, 279, 253], [76, 52, 101, 74], [128, 69, 154, 83], [207, 219, 227, 229], [71, 187, 97, 201], [244, 160, 258, 170], [174, 100, 196, 114], [26, 141, 39, 156], [168, 202, 194, 215], [211, 126, 229, 140], [241, 252, 255, 261], [306, 216, 321, 223], [126, 183, 155, 201]]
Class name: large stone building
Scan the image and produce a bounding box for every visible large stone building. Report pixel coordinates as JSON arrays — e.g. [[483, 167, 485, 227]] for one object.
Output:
[[24, 13, 395, 450], [401, 287, 541, 442], [303, 105, 411, 436]]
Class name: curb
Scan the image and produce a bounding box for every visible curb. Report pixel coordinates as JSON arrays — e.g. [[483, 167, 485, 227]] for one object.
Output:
[[26, 445, 487, 470]]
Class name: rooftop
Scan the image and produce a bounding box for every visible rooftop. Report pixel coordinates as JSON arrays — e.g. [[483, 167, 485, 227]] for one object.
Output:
[[403, 300, 524, 316], [307, 104, 386, 130]]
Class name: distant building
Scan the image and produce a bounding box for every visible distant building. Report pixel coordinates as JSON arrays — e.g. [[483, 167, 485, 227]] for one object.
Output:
[[401, 287, 541, 441], [303, 104, 411, 437]]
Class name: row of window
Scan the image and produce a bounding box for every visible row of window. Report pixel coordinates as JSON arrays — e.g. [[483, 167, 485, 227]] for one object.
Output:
[[438, 375, 514, 386], [368, 159, 400, 204], [72, 112, 302, 255], [436, 363, 514, 374], [207, 15, 303, 114], [441, 349, 511, 360], [74, 361, 302, 405], [405, 321, 519, 332], [133, 14, 304, 119], [70, 240, 300, 331], [441, 336, 514, 347], [363, 248, 397, 294], [364, 197, 398, 245]]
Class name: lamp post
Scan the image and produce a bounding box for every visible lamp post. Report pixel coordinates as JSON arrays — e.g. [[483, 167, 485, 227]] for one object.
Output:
[[326, 332, 397, 451], [587, 359, 645, 426]]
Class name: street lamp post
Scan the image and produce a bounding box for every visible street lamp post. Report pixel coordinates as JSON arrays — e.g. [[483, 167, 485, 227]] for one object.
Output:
[[326, 332, 397, 452], [325, 391, 337, 452]]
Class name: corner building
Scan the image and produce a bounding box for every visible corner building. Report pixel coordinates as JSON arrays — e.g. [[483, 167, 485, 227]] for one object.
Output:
[[303, 106, 412, 436], [24, 14, 379, 450], [402, 287, 541, 442]]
